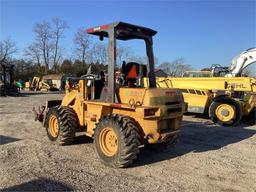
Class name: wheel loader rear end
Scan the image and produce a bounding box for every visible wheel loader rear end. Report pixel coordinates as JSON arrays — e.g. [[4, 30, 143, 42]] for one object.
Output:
[[34, 22, 186, 168]]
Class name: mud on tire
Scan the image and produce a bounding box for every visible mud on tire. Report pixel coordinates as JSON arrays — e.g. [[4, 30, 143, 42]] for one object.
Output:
[[145, 134, 179, 152], [241, 107, 256, 126], [46, 106, 77, 145], [94, 114, 141, 168]]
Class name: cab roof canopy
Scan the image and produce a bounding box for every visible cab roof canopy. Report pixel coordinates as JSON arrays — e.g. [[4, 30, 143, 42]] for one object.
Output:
[[86, 21, 157, 40]]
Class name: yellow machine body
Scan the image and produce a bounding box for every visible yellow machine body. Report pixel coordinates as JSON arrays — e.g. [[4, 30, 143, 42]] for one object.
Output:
[[59, 79, 185, 144], [155, 77, 256, 92], [28, 76, 59, 91], [37, 21, 187, 168], [144, 77, 256, 124]]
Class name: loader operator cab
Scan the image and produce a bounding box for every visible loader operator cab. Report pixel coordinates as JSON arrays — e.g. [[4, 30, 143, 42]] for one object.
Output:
[[81, 61, 146, 100], [86, 22, 157, 103], [121, 61, 147, 87], [77, 73, 105, 100], [66, 65, 106, 100]]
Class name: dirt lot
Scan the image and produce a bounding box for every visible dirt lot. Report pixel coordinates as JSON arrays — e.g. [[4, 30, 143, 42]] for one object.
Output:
[[0, 92, 255, 192]]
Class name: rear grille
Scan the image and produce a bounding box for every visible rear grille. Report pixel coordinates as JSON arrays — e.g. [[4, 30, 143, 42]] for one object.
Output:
[[166, 101, 182, 113], [158, 119, 176, 133], [168, 107, 182, 113], [165, 101, 180, 105], [180, 89, 188, 93]]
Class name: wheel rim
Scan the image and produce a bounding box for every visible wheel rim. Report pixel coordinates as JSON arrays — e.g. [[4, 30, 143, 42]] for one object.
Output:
[[215, 104, 235, 122], [48, 115, 59, 137], [99, 127, 118, 157]]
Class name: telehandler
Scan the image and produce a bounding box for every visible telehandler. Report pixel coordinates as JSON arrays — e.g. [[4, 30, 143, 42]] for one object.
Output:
[[146, 48, 256, 126], [34, 22, 186, 168], [152, 77, 256, 126]]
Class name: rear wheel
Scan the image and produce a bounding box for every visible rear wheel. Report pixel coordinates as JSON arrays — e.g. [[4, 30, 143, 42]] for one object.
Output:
[[146, 135, 179, 152], [241, 107, 256, 125], [209, 97, 242, 126], [46, 106, 77, 145], [94, 114, 141, 168]]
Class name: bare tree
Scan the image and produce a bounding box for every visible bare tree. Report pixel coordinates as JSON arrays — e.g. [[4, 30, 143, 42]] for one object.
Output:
[[88, 44, 133, 66], [88, 43, 108, 64], [51, 18, 68, 72], [73, 28, 90, 64], [126, 55, 145, 64], [159, 57, 192, 77], [24, 42, 41, 66], [32, 18, 68, 74], [126, 55, 158, 66], [0, 38, 17, 63], [33, 21, 52, 73], [116, 45, 133, 66], [242, 64, 256, 77]]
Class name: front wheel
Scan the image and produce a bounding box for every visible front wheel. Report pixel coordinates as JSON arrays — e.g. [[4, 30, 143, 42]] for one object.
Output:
[[46, 106, 77, 145], [209, 97, 242, 126], [94, 114, 141, 168]]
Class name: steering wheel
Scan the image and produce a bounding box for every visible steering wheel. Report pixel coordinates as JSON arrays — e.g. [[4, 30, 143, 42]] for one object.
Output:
[[80, 74, 96, 79]]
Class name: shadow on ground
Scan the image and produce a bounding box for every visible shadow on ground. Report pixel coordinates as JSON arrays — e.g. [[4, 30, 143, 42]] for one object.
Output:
[[0, 135, 21, 145], [16, 90, 64, 97], [133, 120, 256, 167], [185, 111, 256, 126], [1, 178, 73, 191], [241, 108, 256, 126], [72, 134, 93, 145], [185, 112, 210, 120]]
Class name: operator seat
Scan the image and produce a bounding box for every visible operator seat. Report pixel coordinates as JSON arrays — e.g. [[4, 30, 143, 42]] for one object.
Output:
[[121, 62, 147, 87]]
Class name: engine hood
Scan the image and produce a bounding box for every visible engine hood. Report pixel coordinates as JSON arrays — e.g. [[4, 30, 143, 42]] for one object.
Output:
[[118, 87, 184, 107]]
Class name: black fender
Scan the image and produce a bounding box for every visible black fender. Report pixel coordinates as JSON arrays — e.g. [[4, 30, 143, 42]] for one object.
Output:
[[42, 100, 62, 127]]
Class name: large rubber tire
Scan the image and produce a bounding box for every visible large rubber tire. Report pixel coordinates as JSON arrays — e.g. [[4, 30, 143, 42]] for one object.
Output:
[[209, 97, 242, 126], [46, 106, 77, 145], [241, 107, 256, 125], [146, 134, 179, 152], [94, 114, 141, 168]]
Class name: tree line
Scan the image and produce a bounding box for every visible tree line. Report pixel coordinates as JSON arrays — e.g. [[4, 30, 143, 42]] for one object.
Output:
[[0, 18, 192, 81]]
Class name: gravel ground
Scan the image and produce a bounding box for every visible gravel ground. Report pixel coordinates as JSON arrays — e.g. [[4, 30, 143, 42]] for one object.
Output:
[[0, 92, 255, 192]]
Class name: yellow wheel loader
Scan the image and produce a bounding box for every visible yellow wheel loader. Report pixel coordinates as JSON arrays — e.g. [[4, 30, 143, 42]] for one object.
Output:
[[34, 22, 186, 168]]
